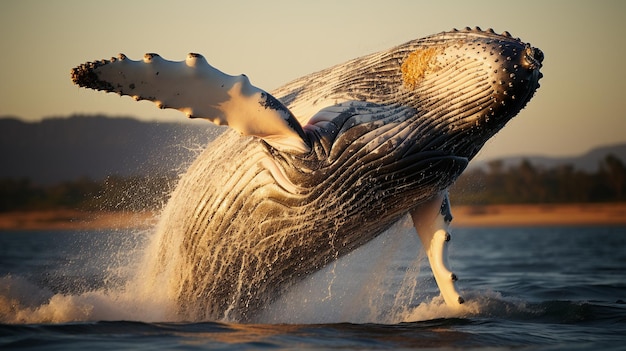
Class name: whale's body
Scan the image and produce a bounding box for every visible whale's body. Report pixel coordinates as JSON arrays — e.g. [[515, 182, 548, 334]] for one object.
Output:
[[71, 28, 543, 322]]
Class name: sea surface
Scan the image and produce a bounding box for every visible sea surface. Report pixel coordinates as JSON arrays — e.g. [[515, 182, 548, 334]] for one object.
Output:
[[1, 223, 625, 350]]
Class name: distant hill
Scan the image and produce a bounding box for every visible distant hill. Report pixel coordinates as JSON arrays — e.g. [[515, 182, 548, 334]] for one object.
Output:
[[0, 116, 221, 184], [471, 143, 626, 173]]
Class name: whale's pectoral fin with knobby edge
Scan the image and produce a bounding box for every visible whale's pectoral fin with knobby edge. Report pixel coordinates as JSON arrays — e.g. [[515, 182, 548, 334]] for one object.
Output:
[[71, 53, 310, 153], [411, 192, 464, 307]]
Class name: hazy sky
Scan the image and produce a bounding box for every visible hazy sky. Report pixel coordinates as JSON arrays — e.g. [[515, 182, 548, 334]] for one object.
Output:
[[1, 0, 624, 161]]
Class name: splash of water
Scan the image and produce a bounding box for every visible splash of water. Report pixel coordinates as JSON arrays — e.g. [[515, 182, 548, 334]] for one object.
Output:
[[252, 217, 483, 324], [0, 225, 176, 324], [0, 214, 483, 324]]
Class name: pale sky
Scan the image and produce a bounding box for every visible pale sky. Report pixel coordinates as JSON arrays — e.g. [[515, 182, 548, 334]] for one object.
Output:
[[1, 0, 625, 161]]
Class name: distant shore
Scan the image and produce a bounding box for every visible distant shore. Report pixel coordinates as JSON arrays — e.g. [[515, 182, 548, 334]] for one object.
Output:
[[451, 203, 626, 227], [0, 203, 625, 231], [0, 210, 157, 231]]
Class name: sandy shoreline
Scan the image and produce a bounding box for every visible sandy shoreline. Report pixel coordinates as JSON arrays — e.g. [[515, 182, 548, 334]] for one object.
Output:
[[451, 203, 626, 227], [0, 203, 625, 231], [0, 210, 158, 231]]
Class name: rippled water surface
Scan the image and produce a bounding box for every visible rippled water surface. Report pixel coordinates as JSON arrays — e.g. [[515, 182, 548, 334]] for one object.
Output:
[[1, 224, 625, 350]]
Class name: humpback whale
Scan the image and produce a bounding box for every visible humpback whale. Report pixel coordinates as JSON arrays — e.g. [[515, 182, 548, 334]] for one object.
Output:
[[71, 27, 544, 322]]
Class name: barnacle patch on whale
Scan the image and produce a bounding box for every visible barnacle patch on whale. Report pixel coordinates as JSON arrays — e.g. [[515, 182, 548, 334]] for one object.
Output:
[[401, 47, 441, 89]]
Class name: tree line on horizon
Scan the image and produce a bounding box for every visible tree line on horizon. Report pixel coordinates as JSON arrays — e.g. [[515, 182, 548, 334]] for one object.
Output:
[[0, 154, 625, 213], [450, 154, 625, 205]]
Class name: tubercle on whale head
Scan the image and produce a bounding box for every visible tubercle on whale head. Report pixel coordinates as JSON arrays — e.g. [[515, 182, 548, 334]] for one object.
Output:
[[401, 27, 544, 160]]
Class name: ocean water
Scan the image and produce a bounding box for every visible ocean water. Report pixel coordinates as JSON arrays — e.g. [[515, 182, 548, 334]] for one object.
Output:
[[1, 222, 625, 350]]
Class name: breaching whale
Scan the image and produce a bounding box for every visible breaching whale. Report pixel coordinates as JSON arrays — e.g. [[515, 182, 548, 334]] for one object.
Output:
[[71, 27, 544, 322]]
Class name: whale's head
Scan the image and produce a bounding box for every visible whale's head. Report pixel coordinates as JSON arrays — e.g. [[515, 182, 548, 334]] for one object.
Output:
[[397, 27, 543, 160]]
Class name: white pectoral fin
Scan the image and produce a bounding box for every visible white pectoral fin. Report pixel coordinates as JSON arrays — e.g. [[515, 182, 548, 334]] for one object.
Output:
[[411, 192, 464, 307], [71, 53, 310, 153]]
